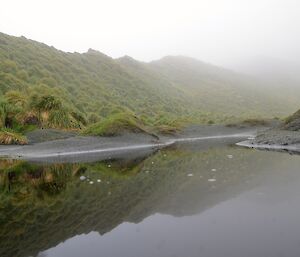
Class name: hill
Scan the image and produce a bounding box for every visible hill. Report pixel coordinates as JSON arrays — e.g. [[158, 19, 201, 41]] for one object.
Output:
[[0, 32, 298, 142], [232, 56, 300, 86], [149, 56, 297, 118], [231, 56, 300, 105]]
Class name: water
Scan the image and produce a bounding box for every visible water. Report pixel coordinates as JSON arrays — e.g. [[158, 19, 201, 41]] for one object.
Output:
[[1, 142, 300, 257]]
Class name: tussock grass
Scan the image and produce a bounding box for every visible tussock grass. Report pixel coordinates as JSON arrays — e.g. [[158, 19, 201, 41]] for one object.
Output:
[[0, 129, 28, 145], [83, 112, 183, 137], [47, 109, 73, 129], [155, 124, 182, 135], [226, 118, 270, 128], [83, 113, 151, 137], [283, 110, 300, 131], [0, 31, 295, 135]]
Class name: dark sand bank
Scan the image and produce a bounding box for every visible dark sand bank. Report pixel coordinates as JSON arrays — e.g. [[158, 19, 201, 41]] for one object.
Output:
[[26, 129, 78, 144], [0, 125, 259, 163]]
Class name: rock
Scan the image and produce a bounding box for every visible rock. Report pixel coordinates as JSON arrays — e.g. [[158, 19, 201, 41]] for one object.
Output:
[[80, 176, 86, 181]]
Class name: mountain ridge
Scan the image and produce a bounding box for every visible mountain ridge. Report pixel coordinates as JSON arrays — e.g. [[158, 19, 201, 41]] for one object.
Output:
[[0, 31, 298, 140]]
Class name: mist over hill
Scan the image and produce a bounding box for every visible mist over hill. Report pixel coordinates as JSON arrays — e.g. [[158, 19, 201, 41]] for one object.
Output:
[[0, 32, 298, 135], [231, 56, 300, 89]]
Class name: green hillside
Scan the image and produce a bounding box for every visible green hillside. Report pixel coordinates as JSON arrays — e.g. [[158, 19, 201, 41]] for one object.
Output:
[[0, 32, 297, 142], [149, 56, 296, 117]]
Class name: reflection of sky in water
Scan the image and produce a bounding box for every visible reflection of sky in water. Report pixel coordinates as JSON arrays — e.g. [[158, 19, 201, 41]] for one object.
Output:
[[2, 145, 300, 257]]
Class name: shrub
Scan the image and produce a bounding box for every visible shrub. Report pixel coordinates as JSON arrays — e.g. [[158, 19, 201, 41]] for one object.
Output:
[[87, 112, 101, 124], [0, 129, 28, 145], [47, 109, 73, 129], [83, 112, 146, 136]]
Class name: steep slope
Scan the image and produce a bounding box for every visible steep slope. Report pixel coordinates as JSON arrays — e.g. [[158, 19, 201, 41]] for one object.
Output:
[[231, 56, 300, 106], [149, 56, 297, 118], [0, 32, 297, 132], [232, 56, 300, 86], [0, 33, 202, 126]]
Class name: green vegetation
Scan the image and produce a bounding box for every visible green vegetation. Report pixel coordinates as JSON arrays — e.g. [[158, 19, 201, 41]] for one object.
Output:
[[83, 112, 149, 136], [0, 86, 85, 143], [154, 124, 182, 135], [0, 129, 28, 145], [226, 118, 271, 128], [0, 32, 298, 143]]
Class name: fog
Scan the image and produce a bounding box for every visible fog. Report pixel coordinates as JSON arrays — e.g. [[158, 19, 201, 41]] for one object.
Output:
[[0, 0, 300, 69]]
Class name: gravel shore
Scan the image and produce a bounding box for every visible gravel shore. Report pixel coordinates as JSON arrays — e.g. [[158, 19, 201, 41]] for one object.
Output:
[[236, 126, 300, 154]]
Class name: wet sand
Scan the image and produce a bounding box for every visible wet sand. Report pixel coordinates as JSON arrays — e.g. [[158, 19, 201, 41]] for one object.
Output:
[[0, 125, 258, 163]]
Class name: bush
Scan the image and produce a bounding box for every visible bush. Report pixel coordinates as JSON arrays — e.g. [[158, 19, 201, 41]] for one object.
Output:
[[83, 112, 146, 136], [0, 129, 28, 145], [283, 110, 300, 131], [47, 109, 73, 129], [242, 118, 269, 126], [87, 112, 100, 124]]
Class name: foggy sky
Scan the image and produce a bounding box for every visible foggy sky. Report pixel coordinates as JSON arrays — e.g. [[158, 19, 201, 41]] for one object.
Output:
[[0, 0, 299, 67]]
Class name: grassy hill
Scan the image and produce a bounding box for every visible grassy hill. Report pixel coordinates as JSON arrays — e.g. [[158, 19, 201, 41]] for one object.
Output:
[[149, 56, 297, 117], [0, 32, 298, 142]]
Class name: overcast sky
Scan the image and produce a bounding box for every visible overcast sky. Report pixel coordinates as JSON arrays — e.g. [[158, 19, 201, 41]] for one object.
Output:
[[0, 0, 299, 67]]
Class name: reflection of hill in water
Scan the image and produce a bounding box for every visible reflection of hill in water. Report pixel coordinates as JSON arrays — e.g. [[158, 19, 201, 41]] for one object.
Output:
[[0, 146, 291, 257]]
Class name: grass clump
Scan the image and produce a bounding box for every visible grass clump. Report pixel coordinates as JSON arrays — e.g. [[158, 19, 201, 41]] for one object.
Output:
[[283, 109, 300, 131], [83, 112, 184, 137], [242, 118, 269, 126], [83, 112, 149, 137], [0, 129, 28, 145], [226, 118, 270, 128], [155, 125, 181, 135], [0, 87, 86, 144]]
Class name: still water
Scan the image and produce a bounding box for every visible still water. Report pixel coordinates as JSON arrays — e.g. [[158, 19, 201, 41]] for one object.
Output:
[[1, 142, 300, 257]]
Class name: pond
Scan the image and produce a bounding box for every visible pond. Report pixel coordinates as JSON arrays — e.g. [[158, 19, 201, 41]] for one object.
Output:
[[1, 142, 300, 257]]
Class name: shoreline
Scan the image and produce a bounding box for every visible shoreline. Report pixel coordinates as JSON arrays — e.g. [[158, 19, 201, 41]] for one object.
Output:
[[236, 140, 300, 153], [236, 127, 300, 154], [0, 125, 258, 163]]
